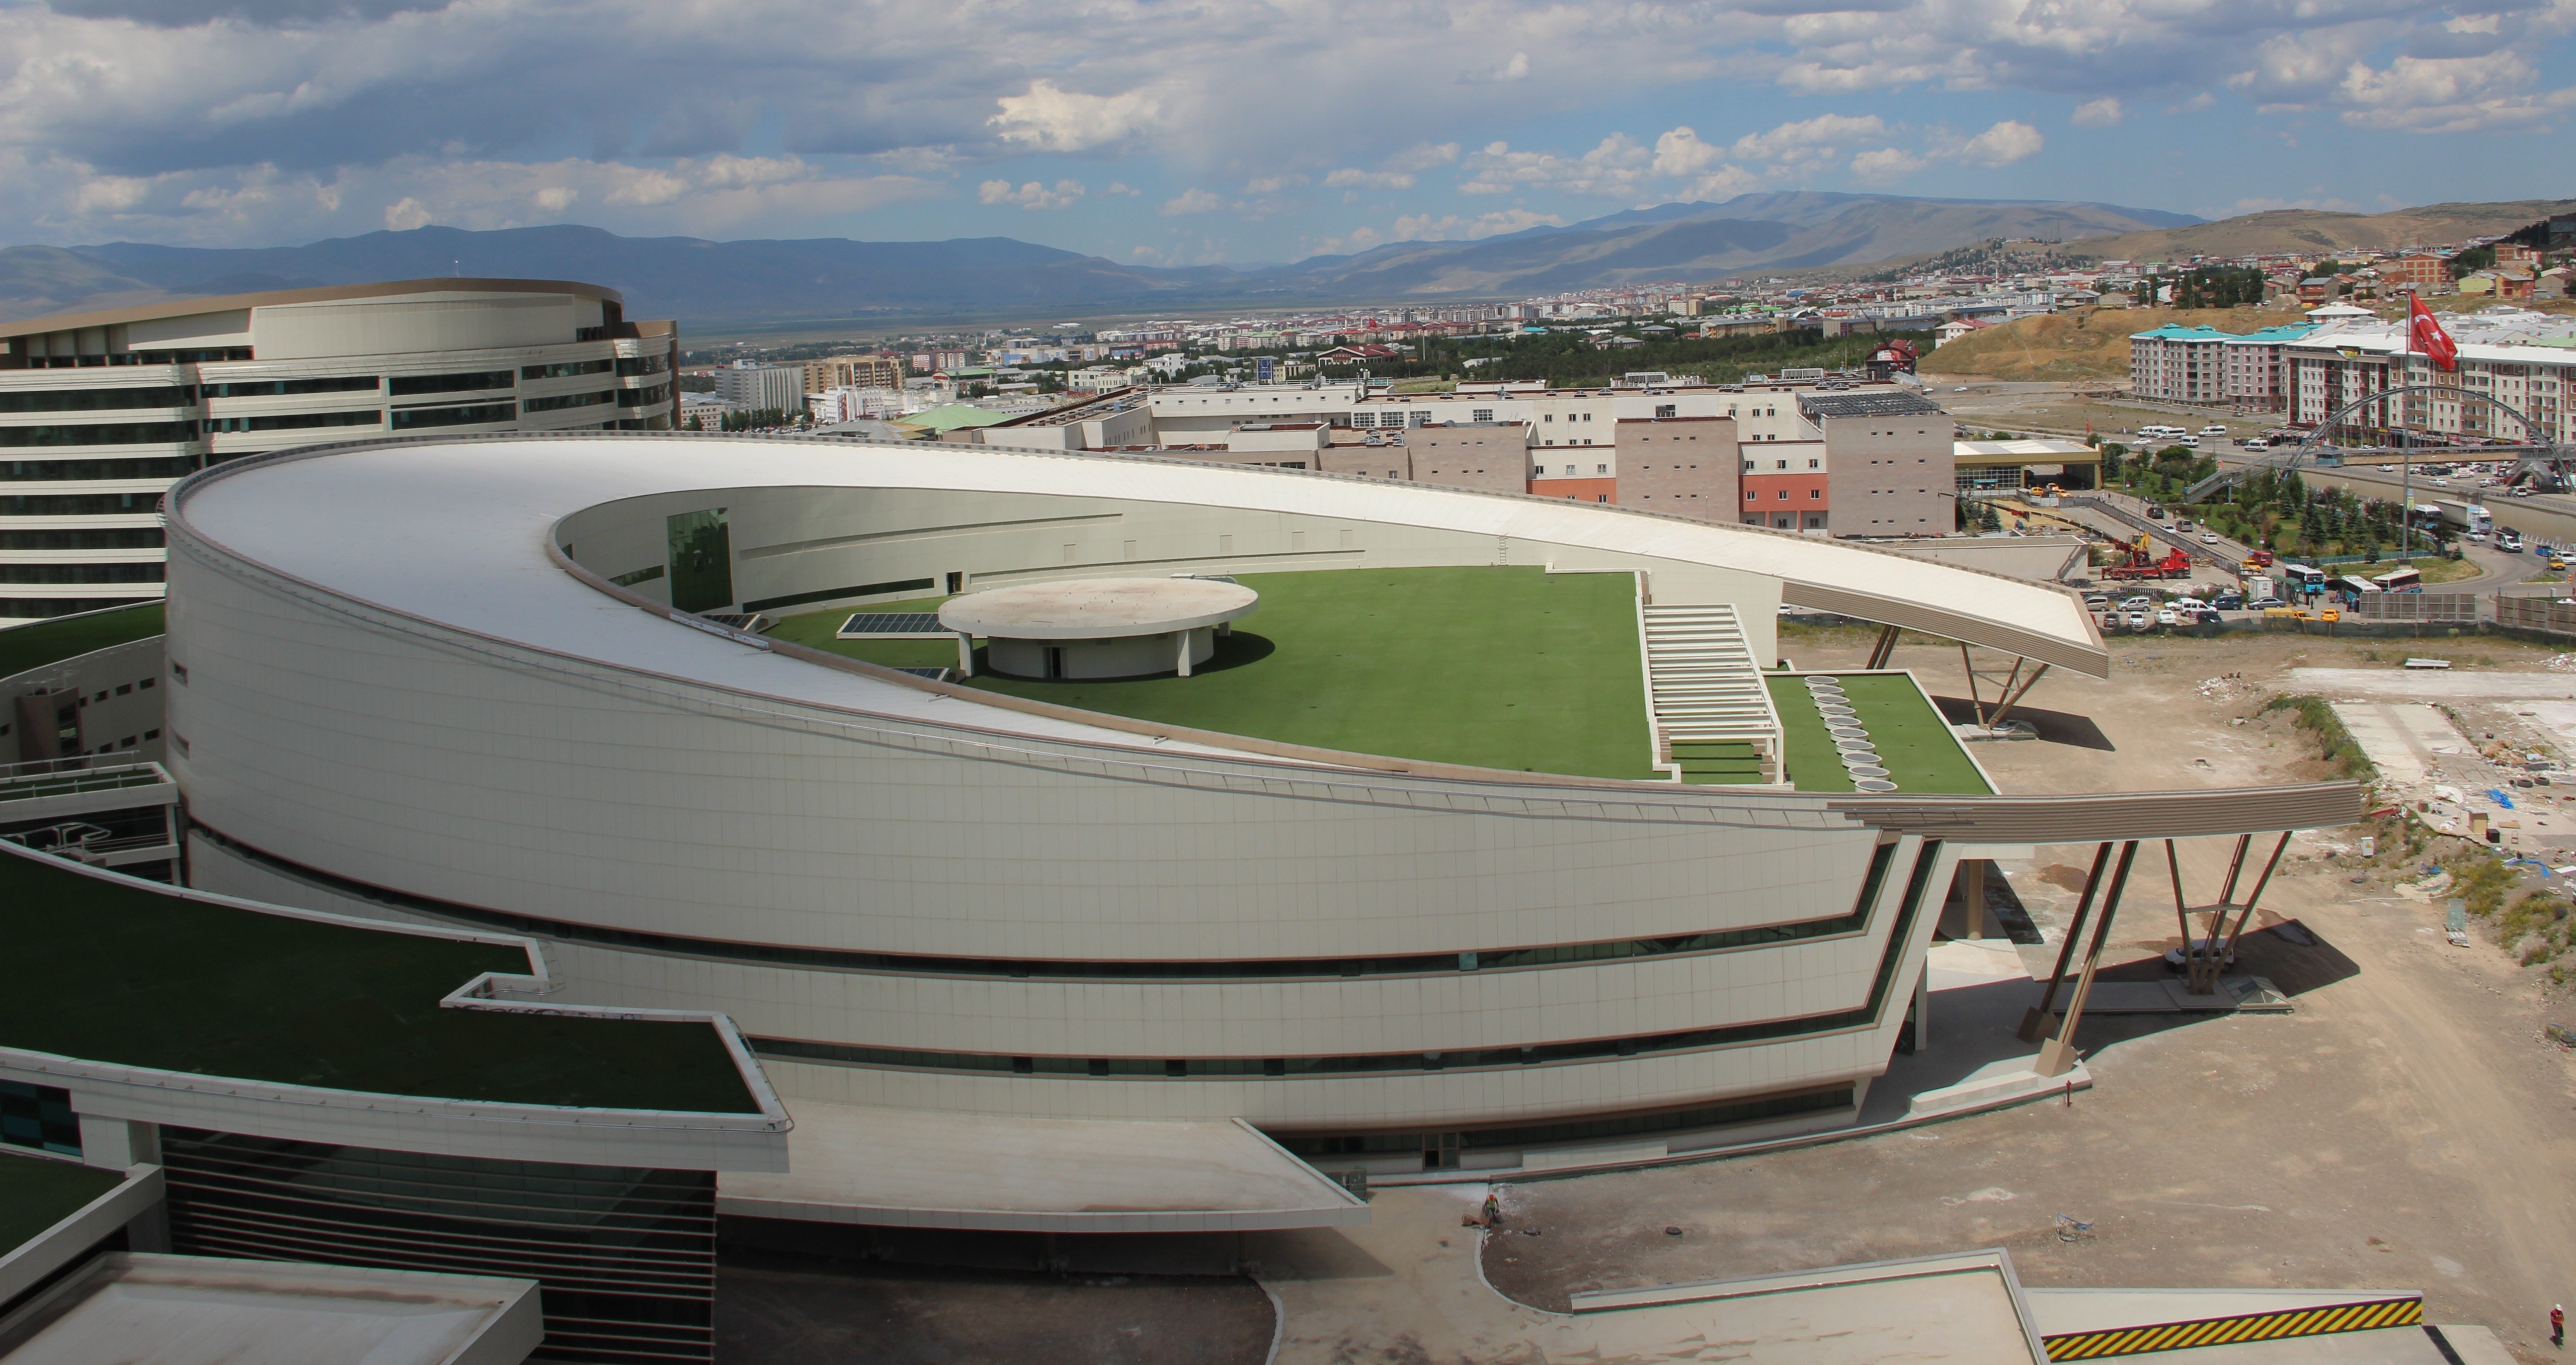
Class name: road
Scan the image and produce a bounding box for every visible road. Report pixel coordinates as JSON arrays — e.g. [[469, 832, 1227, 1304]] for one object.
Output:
[[2217, 454, 2576, 550]]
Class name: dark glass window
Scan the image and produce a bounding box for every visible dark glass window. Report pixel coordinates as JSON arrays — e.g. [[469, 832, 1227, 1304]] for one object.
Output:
[[0, 1079, 81, 1156], [202, 376, 377, 398], [523, 359, 614, 380], [617, 381, 673, 408], [0, 421, 197, 447], [389, 402, 516, 430], [0, 562, 164, 584], [0, 457, 195, 481], [615, 353, 671, 377], [0, 597, 157, 618], [388, 370, 513, 396], [523, 389, 616, 414], [208, 410, 379, 433], [0, 386, 195, 412], [0, 493, 162, 514], [0, 527, 161, 550]]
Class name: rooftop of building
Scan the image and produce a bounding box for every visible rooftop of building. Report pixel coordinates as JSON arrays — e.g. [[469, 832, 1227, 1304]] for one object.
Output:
[[0, 277, 627, 338], [0, 845, 764, 1113], [775, 566, 1664, 781], [0, 603, 163, 679], [894, 403, 1014, 433], [1797, 391, 1948, 420], [2128, 323, 2320, 344]]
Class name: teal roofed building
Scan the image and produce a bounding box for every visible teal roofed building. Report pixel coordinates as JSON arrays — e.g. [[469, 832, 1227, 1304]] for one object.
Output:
[[2131, 321, 2318, 412]]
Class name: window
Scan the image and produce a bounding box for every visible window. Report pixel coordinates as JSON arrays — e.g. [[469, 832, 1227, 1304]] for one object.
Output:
[[0, 421, 197, 447], [0, 562, 164, 584], [1775, 460, 1787, 469], [0, 527, 161, 550], [1746, 489, 1757, 501], [1777, 490, 1789, 499], [208, 410, 378, 433], [203, 376, 376, 398], [521, 359, 613, 380], [1471, 408, 1493, 422], [615, 353, 671, 377], [1543, 413, 1553, 422], [617, 382, 672, 408], [388, 370, 514, 397], [389, 402, 515, 430], [522, 390, 616, 414], [1655, 404, 1676, 419], [0, 456, 195, 481], [1809, 489, 1822, 500], [0, 386, 197, 412], [1595, 464, 1607, 474], [1808, 459, 1820, 469], [1742, 460, 1754, 471]]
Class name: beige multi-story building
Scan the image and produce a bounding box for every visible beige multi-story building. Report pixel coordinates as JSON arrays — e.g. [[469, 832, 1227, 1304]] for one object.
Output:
[[0, 278, 675, 624], [805, 354, 903, 392]]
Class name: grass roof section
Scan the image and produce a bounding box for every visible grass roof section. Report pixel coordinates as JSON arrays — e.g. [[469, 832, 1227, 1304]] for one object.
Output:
[[773, 566, 1660, 780], [0, 1151, 123, 1258], [1769, 673, 1992, 795], [0, 603, 163, 680], [0, 851, 760, 1113]]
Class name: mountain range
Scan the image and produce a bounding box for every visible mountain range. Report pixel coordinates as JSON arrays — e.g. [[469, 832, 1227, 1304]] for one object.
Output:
[[52, 190, 2548, 336]]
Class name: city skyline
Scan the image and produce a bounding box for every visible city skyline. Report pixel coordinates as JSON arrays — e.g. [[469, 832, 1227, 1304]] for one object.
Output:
[[1, 0, 2570, 262]]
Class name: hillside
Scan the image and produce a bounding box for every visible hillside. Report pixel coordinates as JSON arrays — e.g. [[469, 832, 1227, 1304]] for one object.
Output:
[[1, 193, 2201, 330], [2061, 199, 2575, 263], [1918, 304, 2313, 382]]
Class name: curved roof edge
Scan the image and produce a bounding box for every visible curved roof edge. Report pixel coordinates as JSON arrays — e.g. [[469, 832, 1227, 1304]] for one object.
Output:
[[0, 277, 630, 336]]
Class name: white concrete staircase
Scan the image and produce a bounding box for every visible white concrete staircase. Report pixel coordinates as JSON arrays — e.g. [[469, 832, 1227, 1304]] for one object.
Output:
[[1638, 603, 1782, 784]]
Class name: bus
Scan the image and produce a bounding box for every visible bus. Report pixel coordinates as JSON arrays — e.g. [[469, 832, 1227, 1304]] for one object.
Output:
[[2373, 565, 2422, 594], [2333, 575, 2384, 605], [2276, 563, 2328, 596]]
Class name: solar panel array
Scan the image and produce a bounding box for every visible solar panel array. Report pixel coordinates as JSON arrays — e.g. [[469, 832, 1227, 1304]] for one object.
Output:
[[837, 613, 944, 636]]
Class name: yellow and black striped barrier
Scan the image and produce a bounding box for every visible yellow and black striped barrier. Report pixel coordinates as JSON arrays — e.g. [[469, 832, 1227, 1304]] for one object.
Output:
[[2043, 1295, 2421, 1359]]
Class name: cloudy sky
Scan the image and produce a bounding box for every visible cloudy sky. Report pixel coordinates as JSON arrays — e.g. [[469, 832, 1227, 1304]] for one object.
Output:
[[2, 0, 2570, 262]]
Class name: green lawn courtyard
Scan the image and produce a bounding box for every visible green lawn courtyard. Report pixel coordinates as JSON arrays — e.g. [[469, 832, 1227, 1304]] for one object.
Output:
[[0, 1150, 123, 1258], [771, 565, 1661, 780], [1767, 672, 1992, 795]]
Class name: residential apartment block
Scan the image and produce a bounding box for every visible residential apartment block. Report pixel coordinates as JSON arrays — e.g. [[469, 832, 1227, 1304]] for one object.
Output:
[[960, 378, 1961, 537], [0, 278, 676, 623], [804, 354, 904, 391], [2285, 312, 2576, 444], [2130, 323, 2319, 412], [714, 361, 805, 414]]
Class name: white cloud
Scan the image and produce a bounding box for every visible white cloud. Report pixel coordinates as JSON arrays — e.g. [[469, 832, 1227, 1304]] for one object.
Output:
[[1460, 134, 1650, 196], [989, 79, 1163, 153], [1953, 120, 2044, 166], [1105, 181, 1140, 196], [978, 178, 1086, 210], [383, 195, 430, 231], [1390, 208, 1565, 241], [1850, 147, 1925, 183], [1727, 113, 1886, 164], [532, 185, 576, 212], [1160, 187, 1224, 215], [1462, 51, 1531, 83], [1325, 142, 1458, 192], [2071, 97, 2123, 127]]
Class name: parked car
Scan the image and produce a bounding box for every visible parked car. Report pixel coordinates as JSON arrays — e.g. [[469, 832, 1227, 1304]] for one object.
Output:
[[2083, 595, 2110, 610], [2119, 595, 2152, 610], [2249, 596, 2285, 609], [2164, 937, 2237, 970], [2156, 608, 2179, 626], [2213, 594, 2246, 610], [2201, 531, 2220, 544], [2125, 609, 2150, 629], [2194, 610, 2223, 626]]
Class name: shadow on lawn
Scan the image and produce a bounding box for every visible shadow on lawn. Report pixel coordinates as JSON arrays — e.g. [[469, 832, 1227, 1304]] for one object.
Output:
[[978, 631, 1278, 683]]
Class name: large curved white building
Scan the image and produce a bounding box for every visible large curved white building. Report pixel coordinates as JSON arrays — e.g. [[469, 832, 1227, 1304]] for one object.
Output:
[[154, 433, 2354, 1223]]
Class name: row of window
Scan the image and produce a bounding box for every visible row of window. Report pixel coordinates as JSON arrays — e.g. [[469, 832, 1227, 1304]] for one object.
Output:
[[522, 358, 613, 381], [204, 375, 379, 399], [0, 456, 196, 482], [0, 493, 162, 514], [0, 595, 158, 617], [392, 402, 516, 430], [208, 410, 378, 434], [0, 527, 161, 550], [0, 421, 196, 448], [0, 561, 165, 583], [388, 369, 515, 397], [1748, 488, 1827, 501], [524, 389, 616, 414], [0, 385, 195, 412]]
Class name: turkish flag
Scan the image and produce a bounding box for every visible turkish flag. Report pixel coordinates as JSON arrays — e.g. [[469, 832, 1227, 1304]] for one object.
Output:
[[2410, 292, 2458, 372]]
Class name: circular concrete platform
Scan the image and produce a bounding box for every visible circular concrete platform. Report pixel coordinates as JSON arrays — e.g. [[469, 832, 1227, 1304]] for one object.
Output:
[[939, 577, 1260, 680]]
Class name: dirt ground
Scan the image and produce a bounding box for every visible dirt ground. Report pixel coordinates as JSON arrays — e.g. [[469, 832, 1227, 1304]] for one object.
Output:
[[715, 1251, 1276, 1365], [1486, 628, 2576, 1362], [1937, 380, 2280, 444]]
